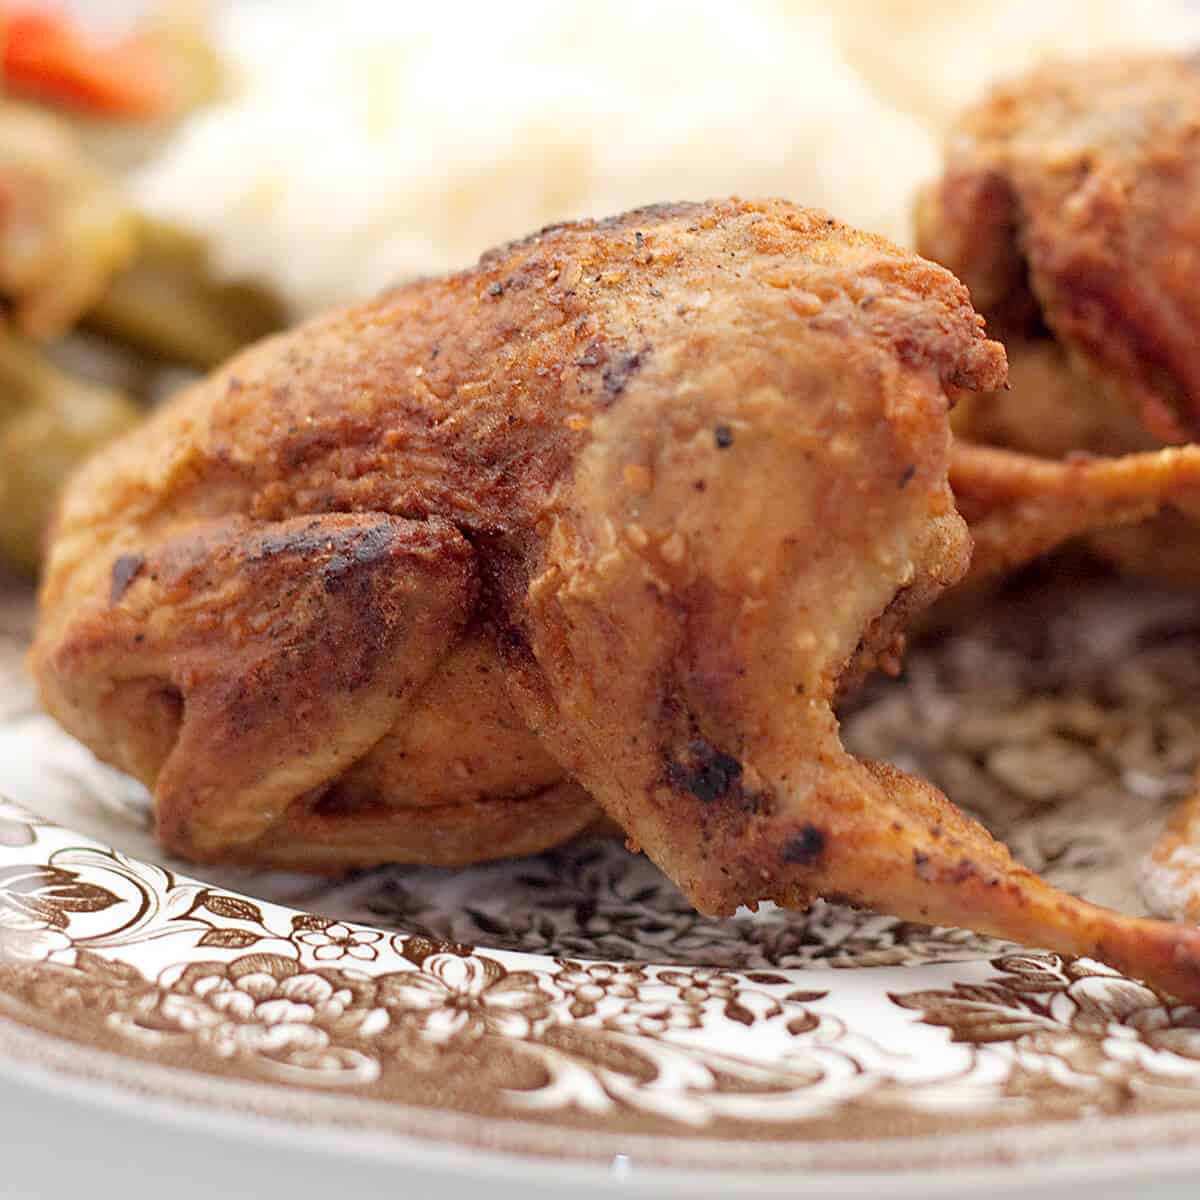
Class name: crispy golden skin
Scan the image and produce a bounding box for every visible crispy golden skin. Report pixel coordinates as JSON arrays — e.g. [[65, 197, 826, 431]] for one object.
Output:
[[952, 442, 1200, 584], [917, 54, 1200, 585], [918, 53, 1200, 447], [31, 198, 1200, 1001]]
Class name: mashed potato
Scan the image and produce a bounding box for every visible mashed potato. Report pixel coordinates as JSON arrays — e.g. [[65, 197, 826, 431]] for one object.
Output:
[[132, 0, 1199, 316], [816, 0, 1198, 132]]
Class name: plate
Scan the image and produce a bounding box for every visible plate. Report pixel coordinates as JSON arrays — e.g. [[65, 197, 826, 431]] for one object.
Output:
[[6, 572, 1200, 1195]]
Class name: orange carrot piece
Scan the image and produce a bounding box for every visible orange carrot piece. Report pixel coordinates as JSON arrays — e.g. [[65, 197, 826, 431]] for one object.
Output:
[[2, 8, 172, 119]]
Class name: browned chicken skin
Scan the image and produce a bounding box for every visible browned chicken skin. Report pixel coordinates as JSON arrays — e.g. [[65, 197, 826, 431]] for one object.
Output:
[[30, 198, 1200, 1001]]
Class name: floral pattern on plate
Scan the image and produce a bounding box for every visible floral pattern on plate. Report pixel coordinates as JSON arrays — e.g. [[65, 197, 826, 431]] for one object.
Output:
[[5, 791, 1200, 1164]]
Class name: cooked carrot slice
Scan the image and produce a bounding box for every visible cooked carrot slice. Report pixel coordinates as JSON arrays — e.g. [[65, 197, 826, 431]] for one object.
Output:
[[2, 8, 172, 119]]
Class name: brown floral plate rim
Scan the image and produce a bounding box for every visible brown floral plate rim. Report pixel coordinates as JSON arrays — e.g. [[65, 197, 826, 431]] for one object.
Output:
[[6, 1014, 1200, 1194], [6, 793, 1200, 1186]]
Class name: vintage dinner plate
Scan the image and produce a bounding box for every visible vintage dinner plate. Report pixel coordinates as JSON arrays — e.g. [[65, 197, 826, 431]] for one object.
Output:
[[6, 572, 1200, 1197]]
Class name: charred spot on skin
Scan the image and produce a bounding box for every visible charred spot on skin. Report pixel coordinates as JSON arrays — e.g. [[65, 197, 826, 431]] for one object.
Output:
[[593, 200, 704, 232], [250, 521, 398, 591], [914, 849, 933, 880], [254, 519, 334, 564], [322, 525, 395, 593], [667, 739, 743, 803], [110, 553, 145, 604], [898, 464, 916, 489], [781, 824, 826, 867], [714, 425, 734, 449]]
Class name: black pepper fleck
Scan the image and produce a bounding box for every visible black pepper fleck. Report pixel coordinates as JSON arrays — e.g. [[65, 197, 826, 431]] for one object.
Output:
[[714, 425, 734, 449], [602, 350, 644, 396]]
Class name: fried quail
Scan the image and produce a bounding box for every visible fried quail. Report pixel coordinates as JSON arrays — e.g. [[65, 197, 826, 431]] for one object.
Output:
[[919, 56, 1200, 929], [917, 53, 1200, 586], [31, 198, 1200, 1000]]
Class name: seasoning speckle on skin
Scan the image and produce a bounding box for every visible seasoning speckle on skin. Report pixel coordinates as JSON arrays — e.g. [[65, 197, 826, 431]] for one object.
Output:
[[898, 464, 916, 489], [714, 424, 734, 449], [486, 281, 505, 297], [914, 849, 933, 880], [109, 553, 145, 605], [602, 350, 645, 397], [949, 858, 979, 885], [574, 337, 642, 388], [781, 823, 826, 866]]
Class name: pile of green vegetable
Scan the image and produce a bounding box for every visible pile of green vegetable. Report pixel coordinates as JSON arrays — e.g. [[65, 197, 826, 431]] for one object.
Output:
[[0, 4, 285, 574]]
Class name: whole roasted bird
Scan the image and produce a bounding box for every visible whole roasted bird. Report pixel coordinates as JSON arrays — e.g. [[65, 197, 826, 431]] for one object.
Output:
[[30, 198, 1200, 1000]]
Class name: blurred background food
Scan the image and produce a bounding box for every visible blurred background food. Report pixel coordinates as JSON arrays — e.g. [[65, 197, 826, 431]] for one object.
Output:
[[1, 0, 1198, 575], [134, 0, 1198, 316], [0, 0, 283, 573]]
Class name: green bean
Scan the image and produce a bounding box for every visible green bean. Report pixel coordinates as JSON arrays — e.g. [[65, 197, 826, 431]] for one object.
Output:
[[86, 217, 286, 369], [0, 333, 138, 574]]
